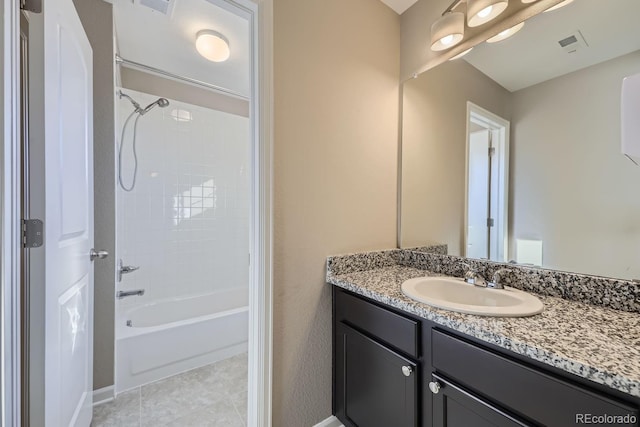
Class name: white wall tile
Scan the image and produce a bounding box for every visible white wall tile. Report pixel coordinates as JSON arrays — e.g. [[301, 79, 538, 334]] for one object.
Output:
[[116, 89, 250, 307]]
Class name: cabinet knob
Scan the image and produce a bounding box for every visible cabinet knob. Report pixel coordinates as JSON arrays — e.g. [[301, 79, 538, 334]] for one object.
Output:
[[401, 366, 413, 377], [429, 381, 441, 394]]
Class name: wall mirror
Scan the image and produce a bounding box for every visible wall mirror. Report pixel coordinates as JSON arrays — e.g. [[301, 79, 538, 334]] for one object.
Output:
[[400, 0, 640, 280]]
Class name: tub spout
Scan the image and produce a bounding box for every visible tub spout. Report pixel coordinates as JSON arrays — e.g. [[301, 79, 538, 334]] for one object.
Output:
[[117, 289, 145, 299]]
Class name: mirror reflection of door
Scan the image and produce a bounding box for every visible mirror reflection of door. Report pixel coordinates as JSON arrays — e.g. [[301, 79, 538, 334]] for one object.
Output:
[[467, 129, 491, 259], [465, 103, 510, 262]]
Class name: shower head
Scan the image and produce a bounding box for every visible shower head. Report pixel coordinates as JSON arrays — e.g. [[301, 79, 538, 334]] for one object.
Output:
[[141, 98, 170, 115]]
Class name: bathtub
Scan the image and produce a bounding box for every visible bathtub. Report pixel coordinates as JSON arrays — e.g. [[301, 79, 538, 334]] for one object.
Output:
[[115, 287, 249, 392]]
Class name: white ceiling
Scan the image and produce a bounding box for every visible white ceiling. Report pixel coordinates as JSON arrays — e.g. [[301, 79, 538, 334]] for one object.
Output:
[[379, 0, 418, 15], [463, 0, 640, 92], [112, 0, 250, 98]]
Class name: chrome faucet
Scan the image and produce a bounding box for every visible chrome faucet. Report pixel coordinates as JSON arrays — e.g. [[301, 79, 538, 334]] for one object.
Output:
[[487, 268, 509, 289], [116, 289, 145, 299], [461, 262, 486, 286]]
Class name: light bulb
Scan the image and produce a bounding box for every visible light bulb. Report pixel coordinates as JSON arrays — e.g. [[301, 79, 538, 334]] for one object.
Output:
[[478, 5, 493, 18], [440, 34, 455, 45]]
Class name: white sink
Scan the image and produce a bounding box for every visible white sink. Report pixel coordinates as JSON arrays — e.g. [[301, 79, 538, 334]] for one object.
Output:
[[401, 276, 544, 317]]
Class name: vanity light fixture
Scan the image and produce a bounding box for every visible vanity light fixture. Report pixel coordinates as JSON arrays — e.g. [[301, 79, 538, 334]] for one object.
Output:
[[449, 47, 474, 60], [486, 21, 525, 43], [467, 0, 508, 27], [430, 0, 510, 51], [195, 30, 230, 62], [544, 0, 574, 12], [431, 11, 465, 51]]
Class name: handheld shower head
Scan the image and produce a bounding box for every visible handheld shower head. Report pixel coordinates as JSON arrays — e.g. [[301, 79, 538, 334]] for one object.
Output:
[[142, 98, 170, 114]]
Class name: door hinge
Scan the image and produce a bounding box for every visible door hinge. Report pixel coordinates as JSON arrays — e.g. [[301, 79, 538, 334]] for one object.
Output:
[[487, 218, 494, 227], [20, 0, 42, 13], [22, 219, 43, 248], [488, 147, 496, 157]]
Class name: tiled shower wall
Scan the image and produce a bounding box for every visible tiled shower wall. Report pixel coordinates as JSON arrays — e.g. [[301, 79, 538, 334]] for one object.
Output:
[[116, 89, 250, 310]]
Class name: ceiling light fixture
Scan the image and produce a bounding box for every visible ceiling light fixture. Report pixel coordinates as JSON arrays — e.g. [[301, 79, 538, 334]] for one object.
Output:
[[521, 0, 538, 3], [449, 47, 474, 60], [195, 30, 230, 63], [544, 0, 574, 12], [486, 21, 525, 43], [430, 11, 465, 51], [467, 0, 508, 27]]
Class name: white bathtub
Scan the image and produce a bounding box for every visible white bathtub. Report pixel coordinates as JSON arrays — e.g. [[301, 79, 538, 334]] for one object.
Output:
[[115, 287, 249, 392]]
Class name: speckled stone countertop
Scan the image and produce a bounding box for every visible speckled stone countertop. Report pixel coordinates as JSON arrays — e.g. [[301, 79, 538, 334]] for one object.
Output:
[[326, 250, 640, 398]]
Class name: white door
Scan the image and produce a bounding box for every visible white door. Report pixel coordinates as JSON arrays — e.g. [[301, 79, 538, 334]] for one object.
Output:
[[467, 130, 490, 260], [44, 0, 94, 424]]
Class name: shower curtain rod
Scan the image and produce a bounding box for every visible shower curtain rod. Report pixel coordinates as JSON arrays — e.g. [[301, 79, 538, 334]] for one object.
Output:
[[115, 54, 250, 101]]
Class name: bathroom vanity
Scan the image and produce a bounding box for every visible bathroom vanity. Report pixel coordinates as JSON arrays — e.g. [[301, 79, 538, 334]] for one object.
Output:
[[328, 250, 640, 427]]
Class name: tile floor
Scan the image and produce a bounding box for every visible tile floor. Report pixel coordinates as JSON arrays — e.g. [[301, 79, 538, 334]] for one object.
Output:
[[92, 353, 247, 427]]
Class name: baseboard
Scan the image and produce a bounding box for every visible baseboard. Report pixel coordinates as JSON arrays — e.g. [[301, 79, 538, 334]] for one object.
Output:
[[313, 415, 344, 427], [92, 385, 115, 406]]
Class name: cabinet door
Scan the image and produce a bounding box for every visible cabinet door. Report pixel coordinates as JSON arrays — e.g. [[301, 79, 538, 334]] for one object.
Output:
[[431, 374, 530, 427], [336, 323, 418, 427]]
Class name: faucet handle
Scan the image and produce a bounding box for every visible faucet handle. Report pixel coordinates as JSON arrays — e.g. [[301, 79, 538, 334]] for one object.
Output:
[[487, 268, 509, 289], [121, 265, 139, 273]]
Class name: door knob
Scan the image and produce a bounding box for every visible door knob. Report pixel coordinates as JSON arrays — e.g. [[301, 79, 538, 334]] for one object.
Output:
[[429, 381, 441, 394], [90, 249, 109, 261], [401, 366, 413, 377]]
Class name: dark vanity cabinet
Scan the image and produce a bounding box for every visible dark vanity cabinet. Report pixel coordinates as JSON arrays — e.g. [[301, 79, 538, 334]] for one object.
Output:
[[431, 373, 525, 427], [332, 287, 640, 427], [333, 288, 421, 427], [336, 323, 418, 427]]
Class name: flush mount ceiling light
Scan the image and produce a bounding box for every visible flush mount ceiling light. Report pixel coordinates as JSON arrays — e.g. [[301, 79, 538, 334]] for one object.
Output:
[[449, 47, 474, 60], [486, 21, 525, 43], [195, 30, 230, 62], [521, 0, 538, 3], [544, 0, 574, 12], [430, 11, 465, 51], [467, 0, 509, 27]]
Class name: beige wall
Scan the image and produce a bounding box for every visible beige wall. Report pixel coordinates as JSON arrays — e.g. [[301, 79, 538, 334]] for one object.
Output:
[[73, 0, 117, 391], [400, 60, 511, 254], [510, 51, 640, 278], [273, 0, 400, 424]]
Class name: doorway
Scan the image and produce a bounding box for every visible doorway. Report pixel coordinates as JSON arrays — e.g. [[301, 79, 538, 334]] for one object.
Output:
[[1, 0, 272, 425], [464, 102, 510, 262]]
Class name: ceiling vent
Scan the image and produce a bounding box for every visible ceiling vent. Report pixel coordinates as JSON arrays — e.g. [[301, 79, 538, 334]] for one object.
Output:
[[135, 0, 175, 16], [557, 30, 589, 54]]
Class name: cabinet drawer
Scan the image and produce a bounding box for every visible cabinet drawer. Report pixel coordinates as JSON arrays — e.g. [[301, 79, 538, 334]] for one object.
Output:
[[335, 289, 419, 357], [432, 330, 639, 426]]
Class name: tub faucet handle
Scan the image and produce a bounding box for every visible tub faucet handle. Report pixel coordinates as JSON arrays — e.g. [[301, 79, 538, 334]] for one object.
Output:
[[118, 259, 140, 282]]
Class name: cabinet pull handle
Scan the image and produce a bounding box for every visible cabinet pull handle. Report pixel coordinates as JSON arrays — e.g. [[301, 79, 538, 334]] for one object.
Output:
[[429, 381, 441, 394], [401, 366, 413, 377]]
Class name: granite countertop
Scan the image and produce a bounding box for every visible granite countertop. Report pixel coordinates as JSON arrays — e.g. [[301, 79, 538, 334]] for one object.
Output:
[[327, 260, 640, 399]]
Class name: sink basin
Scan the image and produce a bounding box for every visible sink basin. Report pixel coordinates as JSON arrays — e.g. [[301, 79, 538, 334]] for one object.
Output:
[[401, 276, 544, 317]]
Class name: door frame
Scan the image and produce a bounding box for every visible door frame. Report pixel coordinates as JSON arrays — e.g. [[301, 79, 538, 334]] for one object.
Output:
[[2, 0, 23, 425], [2, 0, 23, 424], [464, 101, 510, 263], [1, 0, 274, 426]]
